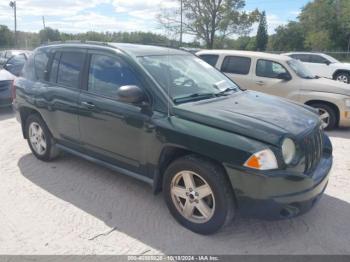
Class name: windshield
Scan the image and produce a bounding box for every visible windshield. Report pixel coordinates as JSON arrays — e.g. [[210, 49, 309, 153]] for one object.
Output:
[[287, 59, 316, 79], [138, 55, 240, 103]]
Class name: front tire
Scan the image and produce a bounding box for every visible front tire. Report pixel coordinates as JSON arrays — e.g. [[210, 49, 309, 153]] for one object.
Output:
[[163, 155, 235, 235], [25, 114, 60, 161], [335, 72, 350, 84], [309, 103, 337, 130]]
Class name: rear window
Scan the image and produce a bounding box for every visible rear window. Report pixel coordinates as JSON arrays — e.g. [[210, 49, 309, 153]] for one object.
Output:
[[34, 51, 49, 81], [56, 52, 85, 89], [221, 56, 251, 75], [199, 54, 219, 67]]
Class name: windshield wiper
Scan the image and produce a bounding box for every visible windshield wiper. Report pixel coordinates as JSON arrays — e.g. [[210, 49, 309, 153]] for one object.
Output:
[[216, 88, 237, 96], [173, 92, 216, 104]]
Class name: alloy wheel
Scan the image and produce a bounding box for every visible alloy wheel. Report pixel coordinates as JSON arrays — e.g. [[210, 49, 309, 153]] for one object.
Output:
[[29, 122, 47, 155], [318, 108, 330, 129], [170, 170, 215, 224], [336, 74, 349, 83]]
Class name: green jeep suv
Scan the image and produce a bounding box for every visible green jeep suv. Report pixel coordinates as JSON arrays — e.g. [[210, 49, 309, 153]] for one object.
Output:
[[13, 42, 333, 234]]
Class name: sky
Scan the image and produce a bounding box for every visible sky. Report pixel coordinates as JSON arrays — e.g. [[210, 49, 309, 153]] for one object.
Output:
[[0, 0, 310, 40]]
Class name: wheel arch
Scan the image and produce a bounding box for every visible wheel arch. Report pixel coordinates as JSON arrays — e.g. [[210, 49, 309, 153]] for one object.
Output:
[[153, 145, 231, 195], [19, 107, 45, 139], [332, 69, 350, 80], [305, 99, 340, 125]]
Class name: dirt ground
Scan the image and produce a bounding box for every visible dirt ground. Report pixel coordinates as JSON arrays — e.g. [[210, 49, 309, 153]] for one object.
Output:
[[0, 107, 350, 255]]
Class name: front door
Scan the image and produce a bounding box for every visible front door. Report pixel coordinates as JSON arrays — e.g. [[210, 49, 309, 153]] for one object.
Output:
[[250, 59, 298, 100], [78, 50, 153, 175]]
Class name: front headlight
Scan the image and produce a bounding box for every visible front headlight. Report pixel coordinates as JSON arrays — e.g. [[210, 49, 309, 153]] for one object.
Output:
[[345, 98, 350, 108], [244, 149, 278, 170], [282, 138, 296, 164]]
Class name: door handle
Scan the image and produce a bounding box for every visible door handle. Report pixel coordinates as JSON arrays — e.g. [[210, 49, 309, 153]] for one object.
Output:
[[256, 81, 265, 86], [81, 101, 95, 109]]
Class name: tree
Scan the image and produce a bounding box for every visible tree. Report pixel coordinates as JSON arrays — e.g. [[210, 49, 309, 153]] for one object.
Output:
[[0, 25, 13, 47], [39, 27, 61, 43], [299, 0, 350, 51], [268, 22, 305, 51], [159, 0, 259, 49], [255, 11, 268, 51]]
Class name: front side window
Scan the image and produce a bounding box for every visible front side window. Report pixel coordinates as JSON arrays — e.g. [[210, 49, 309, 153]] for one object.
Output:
[[88, 54, 140, 98], [221, 56, 251, 75], [5, 54, 26, 76], [138, 55, 240, 103], [56, 52, 85, 89], [256, 59, 289, 79], [199, 54, 219, 67], [309, 54, 330, 64]]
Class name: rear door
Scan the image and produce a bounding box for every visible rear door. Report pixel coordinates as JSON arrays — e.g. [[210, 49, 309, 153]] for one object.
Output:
[[78, 49, 153, 175], [43, 48, 86, 147]]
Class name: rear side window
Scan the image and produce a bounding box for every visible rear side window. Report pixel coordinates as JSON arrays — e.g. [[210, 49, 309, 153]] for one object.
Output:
[[34, 51, 49, 81], [56, 52, 85, 89], [221, 56, 251, 75], [88, 54, 140, 97], [256, 59, 289, 78], [199, 54, 219, 67]]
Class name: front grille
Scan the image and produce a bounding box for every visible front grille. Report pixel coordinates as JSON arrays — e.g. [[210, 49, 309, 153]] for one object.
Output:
[[303, 127, 324, 174]]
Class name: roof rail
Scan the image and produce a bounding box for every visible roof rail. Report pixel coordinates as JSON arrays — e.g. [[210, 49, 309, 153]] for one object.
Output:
[[41, 40, 112, 47]]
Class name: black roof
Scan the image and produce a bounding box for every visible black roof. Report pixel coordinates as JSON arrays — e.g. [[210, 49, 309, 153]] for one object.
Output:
[[41, 41, 188, 57]]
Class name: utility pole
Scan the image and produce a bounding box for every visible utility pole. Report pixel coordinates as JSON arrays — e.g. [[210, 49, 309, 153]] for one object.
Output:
[[9, 1, 17, 47], [180, 0, 183, 46], [42, 16, 46, 30]]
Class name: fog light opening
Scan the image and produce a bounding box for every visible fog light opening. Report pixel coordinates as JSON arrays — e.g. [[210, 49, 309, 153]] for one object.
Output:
[[280, 204, 300, 218]]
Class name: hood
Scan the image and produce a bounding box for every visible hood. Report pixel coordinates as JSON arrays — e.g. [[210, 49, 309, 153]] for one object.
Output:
[[0, 69, 15, 81], [302, 77, 350, 96], [334, 62, 350, 69], [173, 91, 320, 146]]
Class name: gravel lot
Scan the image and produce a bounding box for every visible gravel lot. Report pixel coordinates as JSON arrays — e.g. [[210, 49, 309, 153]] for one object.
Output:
[[0, 107, 350, 255]]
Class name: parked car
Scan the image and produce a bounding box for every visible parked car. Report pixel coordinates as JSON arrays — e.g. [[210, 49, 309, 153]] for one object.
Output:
[[0, 50, 28, 67], [0, 52, 31, 107], [283, 52, 350, 84], [197, 50, 350, 130], [13, 42, 332, 234]]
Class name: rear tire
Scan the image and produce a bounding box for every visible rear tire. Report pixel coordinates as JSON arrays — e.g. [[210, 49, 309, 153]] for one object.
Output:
[[163, 155, 235, 235], [335, 72, 350, 84], [25, 114, 60, 161], [309, 103, 337, 130]]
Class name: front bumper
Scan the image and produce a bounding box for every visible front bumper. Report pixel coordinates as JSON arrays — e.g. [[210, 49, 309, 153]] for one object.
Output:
[[225, 138, 333, 220], [339, 110, 350, 127]]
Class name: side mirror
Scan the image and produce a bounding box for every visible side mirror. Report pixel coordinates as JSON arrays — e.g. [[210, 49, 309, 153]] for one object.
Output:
[[117, 85, 146, 104], [277, 72, 292, 81], [325, 61, 331, 66]]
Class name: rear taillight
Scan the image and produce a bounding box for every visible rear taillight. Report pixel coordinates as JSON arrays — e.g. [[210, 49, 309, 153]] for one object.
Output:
[[11, 80, 16, 100]]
